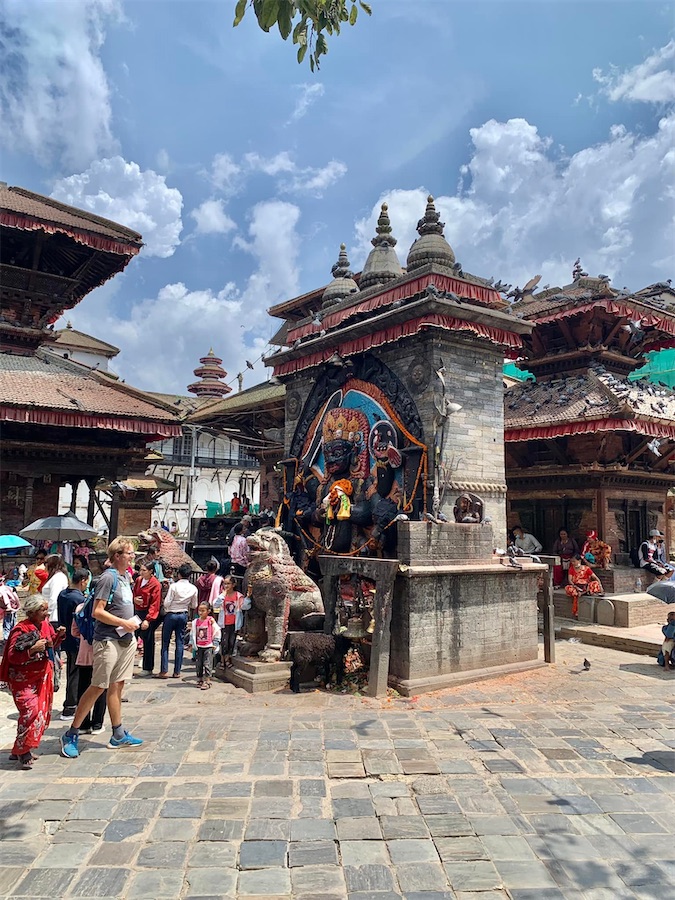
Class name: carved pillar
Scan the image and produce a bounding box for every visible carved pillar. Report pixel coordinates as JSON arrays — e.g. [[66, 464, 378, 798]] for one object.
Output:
[[86, 479, 96, 526], [69, 479, 80, 514]]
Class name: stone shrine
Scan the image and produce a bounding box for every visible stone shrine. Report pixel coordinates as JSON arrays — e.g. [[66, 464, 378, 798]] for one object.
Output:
[[266, 197, 545, 692]]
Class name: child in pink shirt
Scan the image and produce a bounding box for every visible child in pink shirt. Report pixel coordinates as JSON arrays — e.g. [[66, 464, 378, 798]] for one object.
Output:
[[190, 602, 221, 689]]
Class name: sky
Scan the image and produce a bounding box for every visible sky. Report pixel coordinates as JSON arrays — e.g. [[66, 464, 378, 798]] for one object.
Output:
[[1, 0, 674, 394]]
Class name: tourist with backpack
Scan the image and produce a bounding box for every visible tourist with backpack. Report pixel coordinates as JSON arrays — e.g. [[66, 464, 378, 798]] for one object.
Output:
[[61, 538, 142, 758], [70, 591, 107, 735], [56, 569, 90, 720]]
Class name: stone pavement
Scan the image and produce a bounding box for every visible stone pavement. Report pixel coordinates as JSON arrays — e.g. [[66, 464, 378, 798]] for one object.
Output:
[[1, 640, 674, 899]]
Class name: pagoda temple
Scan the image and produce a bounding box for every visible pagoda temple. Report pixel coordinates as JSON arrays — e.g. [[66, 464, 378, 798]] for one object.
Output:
[[505, 265, 675, 563], [0, 183, 182, 535], [187, 348, 231, 398]]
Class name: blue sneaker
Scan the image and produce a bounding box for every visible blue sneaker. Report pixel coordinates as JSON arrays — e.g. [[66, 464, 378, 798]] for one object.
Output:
[[60, 732, 79, 759], [107, 731, 143, 749]]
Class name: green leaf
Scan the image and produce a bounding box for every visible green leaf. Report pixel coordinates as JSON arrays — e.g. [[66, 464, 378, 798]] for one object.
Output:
[[316, 32, 328, 56], [297, 43, 307, 63], [309, 55, 315, 72], [359, 1, 372, 13], [349, 3, 358, 25], [277, 1, 293, 39], [233, 0, 248, 27]]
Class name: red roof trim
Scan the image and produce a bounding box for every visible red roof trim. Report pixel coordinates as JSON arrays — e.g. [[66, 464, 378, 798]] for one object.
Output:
[[274, 314, 522, 377], [505, 418, 675, 442], [0, 405, 181, 438], [532, 299, 675, 338], [286, 274, 502, 344], [0, 212, 141, 257]]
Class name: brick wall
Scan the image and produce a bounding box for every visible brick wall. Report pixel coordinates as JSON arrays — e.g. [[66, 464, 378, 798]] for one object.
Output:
[[0, 473, 61, 533]]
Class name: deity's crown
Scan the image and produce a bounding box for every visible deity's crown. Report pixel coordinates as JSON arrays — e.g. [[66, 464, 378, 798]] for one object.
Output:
[[322, 407, 367, 446]]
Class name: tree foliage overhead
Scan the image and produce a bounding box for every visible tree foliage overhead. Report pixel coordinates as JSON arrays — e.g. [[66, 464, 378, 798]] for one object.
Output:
[[233, 0, 372, 70]]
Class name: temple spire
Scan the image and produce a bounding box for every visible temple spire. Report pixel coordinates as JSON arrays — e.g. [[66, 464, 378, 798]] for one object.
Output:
[[360, 202, 403, 290], [187, 348, 232, 398], [406, 194, 456, 273], [322, 242, 360, 308]]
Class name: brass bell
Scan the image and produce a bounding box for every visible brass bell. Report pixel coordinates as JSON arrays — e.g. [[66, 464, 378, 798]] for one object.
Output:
[[366, 615, 375, 635]]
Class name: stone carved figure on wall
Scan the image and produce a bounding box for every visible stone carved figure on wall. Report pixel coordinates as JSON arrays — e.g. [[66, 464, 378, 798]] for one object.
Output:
[[242, 530, 324, 661], [432, 361, 462, 518], [453, 492, 484, 524]]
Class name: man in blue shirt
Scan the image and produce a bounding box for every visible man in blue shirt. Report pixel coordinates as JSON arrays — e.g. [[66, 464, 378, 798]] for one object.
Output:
[[57, 569, 89, 720]]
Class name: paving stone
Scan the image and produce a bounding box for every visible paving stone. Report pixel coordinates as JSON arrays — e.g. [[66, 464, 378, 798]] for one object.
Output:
[[443, 861, 503, 891], [0, 841, 47, 866], [387, 839, 440, 864], [245, 818, 291, 840], [250, 798, 293, 818], [137, 842, 188, 868], [102, 818, 146, 842], [128, 781, 167, 798], [380, 816, 430, 840], [89, 843, 140, 866], [237, 867, 291, 895], [424, 814, 474, 837], [159, 799, 206, 818], [347, 893, 401, 900], [416, 795, 462, 815], [291, 864, 347, 894], [336, 817, 383, 840], [114, 799, 161, 818], [289, 841, 340, 867], [253, 779, 294, 796], [369, 782, 411, 798], [609, 813, 666, 833], [339, 840, 390, 867], [299, 779, 327, 797], [184, 866, 237, 896], [210, 781, 253, 797], [493, 860, 560, 889], [12, 868, 79, 896], [290, 818, 336, 841], [468, 815, 522, 835], [0, 867, 26, 894], [33, 842, 92, 867], [239, 840, 288, 869], [66, 800, 118, 820], [333, 798, 376, 818], [126, 870, 186, 899], [198, 819, 245, 841], [344, 864, 397, 892], [434, 836, 489, 861], [188, 841, 238, 868], [395, 862, 450, 891], [69, 867, 131, 897], [149, 817, 199, 841]]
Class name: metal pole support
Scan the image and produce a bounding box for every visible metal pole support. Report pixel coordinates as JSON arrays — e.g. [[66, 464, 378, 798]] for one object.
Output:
[[538, 554, 558, 664]]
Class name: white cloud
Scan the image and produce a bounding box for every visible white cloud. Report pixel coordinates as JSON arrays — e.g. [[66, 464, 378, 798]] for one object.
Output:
[[210, 153, 241, 193], [245, 152, 347, 196], [66, 200, 302, 393], [354, 113, 675, 291], [51, 156, 184, 258], [155, 148, 171, 173], [244, 151, 296, 177], [0, 0, 120, 169], [287, 82, 325, 124], [593, 40, 675, 104], [190, 198, 236, 235]]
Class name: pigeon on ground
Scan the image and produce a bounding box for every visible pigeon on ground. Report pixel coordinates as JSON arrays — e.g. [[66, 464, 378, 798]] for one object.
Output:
[[583, 658, 591, 670]]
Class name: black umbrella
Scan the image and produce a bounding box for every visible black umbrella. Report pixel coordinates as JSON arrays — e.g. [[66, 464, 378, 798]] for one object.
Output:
[[20, 513, 98, 542]]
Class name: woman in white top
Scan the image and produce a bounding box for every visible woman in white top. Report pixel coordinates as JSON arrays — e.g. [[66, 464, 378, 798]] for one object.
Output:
[[157, 563, 198, 679], [42, 555, 69, 625]]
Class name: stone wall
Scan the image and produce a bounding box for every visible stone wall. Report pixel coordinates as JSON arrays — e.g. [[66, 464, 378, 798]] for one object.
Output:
[[389, 523, 541, 691], [0, 473, 61, 533]]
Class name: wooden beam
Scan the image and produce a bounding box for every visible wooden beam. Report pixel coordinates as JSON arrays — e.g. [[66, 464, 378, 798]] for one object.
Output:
[[625, 437, 652, 466], [543, 439, 568, 466], [652, 442, 675, 471], [557, 319, 577, 350], [27, 233, 45, 293], [604, 316, 627, 346]]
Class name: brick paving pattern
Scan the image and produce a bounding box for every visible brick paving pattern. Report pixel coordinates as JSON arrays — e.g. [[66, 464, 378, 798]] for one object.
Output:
[[0, 640, 673, 898]]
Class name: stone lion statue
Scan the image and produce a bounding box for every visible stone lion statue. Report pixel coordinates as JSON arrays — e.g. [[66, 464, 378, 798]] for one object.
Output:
[[243, 529, 324, 662]]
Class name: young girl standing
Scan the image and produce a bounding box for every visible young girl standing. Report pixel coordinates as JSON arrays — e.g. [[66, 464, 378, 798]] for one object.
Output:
[[217, 576, 250, 668], [191, 602, 221, 689]]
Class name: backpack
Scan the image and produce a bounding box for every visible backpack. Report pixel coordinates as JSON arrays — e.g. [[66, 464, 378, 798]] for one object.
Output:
[[75, 569, 118, 644]]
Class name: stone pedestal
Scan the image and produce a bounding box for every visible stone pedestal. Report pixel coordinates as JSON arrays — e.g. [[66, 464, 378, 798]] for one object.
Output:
[[389, 522, 545, 695], [219, 657, 292, 693]]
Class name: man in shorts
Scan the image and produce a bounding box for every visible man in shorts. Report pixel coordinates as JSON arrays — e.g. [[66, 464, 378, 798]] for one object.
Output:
[[61, 538, 142, 758]]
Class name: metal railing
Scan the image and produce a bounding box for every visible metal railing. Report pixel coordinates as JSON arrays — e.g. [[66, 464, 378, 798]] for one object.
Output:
[[160, 453, 258, 468]]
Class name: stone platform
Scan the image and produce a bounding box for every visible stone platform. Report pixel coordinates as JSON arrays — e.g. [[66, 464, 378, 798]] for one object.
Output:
[[220, 657, 292, 693], [558, 619, 663, 657]]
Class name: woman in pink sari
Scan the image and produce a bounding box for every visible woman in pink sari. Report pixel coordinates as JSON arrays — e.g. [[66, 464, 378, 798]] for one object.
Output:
[[0, 595, 64, 769]]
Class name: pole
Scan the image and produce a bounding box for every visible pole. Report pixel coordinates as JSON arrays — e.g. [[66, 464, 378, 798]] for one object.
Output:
[[538, 553, 558, 664]]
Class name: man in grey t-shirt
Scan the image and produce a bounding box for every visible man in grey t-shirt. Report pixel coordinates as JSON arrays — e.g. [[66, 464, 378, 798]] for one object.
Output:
[[61, 539, 143, 759]]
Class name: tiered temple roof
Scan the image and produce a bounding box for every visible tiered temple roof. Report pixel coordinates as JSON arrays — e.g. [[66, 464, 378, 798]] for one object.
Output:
[[187, 349, 232, 398]]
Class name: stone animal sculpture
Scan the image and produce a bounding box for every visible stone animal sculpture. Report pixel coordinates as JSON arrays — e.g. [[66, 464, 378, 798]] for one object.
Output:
[[137, 529, 201, 573], [282, 632, 351, 693], [243, 530, 324, 662]]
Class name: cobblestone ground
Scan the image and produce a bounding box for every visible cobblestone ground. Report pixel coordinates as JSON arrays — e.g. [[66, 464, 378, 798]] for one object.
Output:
[[1, 640, 674, 900]]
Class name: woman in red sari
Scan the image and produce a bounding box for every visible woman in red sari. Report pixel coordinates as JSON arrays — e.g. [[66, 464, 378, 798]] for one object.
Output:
[[0, 595, 64, 769], [565, 555, 604, 618]]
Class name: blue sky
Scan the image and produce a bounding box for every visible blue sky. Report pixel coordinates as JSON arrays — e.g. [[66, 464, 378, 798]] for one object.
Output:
[[2, 0, 674, 393]]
